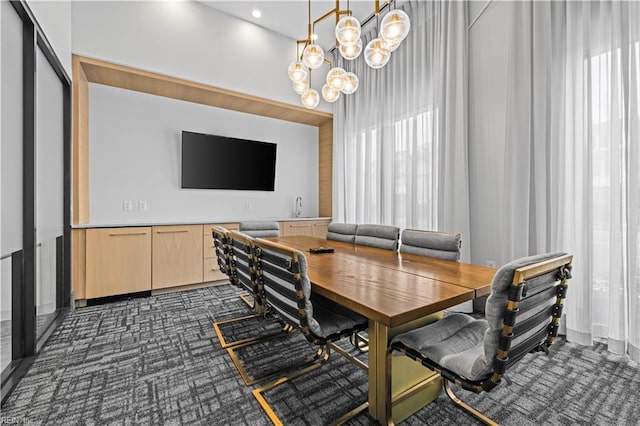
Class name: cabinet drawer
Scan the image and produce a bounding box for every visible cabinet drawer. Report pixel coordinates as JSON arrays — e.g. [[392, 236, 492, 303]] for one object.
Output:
[[280, 221, 313, 236], [86, 227, 152, 299], [152, 225, 203, 289], [203, 257, 227, 282]]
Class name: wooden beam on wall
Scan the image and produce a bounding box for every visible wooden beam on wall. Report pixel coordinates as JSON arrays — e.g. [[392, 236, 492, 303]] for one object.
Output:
[[319, 119, 333, 217], [76, 55, 332, 127], [72, 55, 90, 224]]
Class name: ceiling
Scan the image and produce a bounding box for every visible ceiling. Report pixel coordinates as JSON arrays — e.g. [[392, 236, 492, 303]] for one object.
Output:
[[199, 1, 392, 50]]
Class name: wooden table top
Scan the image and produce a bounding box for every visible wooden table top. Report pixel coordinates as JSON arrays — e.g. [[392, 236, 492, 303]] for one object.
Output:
[[268, 236, 496, 328]]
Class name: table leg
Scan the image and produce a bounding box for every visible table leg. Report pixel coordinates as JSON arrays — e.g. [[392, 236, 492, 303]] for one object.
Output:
[[368, 315, 444, 424]]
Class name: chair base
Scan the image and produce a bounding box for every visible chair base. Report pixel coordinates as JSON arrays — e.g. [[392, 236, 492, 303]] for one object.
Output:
[[252, 344, 369, 426], [239, 292, 254, 309], [213, 314, 292, 349], [443, 380, 498, 426], [350, 331, 369, 352], [228, 334, 325, 386]]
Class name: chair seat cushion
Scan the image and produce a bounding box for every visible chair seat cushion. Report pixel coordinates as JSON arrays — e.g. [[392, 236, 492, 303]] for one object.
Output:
[[308, 293, 367, 339], [391, 313, 492, 381]]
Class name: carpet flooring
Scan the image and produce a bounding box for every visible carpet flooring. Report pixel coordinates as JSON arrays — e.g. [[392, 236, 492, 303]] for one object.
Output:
[[1, 283, 639, 425]]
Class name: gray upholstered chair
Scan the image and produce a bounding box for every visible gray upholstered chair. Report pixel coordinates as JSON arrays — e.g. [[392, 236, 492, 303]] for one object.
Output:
[[354, 224, 400, 250], [212, 230, 290, 359], [238, 220, 279, 238], [250, 238, 369, 425], [326, 222, 358, 243], [400, 229, 462, 261], [386, 253, 573, 425]]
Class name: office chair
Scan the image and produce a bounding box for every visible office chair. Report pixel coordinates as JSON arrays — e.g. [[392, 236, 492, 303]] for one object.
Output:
[[212, 230, 292, 356], [386, 252, 573, 425], [250, 238, 369, 425]]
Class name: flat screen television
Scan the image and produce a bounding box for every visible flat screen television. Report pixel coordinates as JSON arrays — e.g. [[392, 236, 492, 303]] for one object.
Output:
[[181, 131, 277, 191]]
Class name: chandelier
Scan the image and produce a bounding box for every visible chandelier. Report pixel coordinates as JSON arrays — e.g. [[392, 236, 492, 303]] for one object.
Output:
[[289, 0, 411, 109]]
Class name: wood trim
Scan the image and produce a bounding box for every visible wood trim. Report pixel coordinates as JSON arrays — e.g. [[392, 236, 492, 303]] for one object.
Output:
[[70, 55, 333, 226], [319, 119, 333, 217], [72, 55, 90, 224], [75, 55, 332, 126]]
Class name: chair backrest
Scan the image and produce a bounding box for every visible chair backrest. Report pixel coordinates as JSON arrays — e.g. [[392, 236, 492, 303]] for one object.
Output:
[[354, 224, 400, 250], [239, 221, 280, 238], [228, 230, 260, 300], [400, 229, 462, 261], [211, 226, 233, 280], [480, 252, 573, 391], [326, 222, 358, 243], [251, 238, 325, 340]]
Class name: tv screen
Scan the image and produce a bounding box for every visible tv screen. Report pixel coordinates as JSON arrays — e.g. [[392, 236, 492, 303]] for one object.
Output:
[[181, 131, 277, 191]]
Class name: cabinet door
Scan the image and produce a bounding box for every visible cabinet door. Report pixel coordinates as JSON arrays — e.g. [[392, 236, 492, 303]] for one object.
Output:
[[280, 221, 313, 236], [311, 220, 330, 238], [86, 227, 151, 299], [152, 225, 203, 289]]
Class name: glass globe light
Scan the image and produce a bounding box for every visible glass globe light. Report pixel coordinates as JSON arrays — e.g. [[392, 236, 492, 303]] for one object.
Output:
[[302, 44, 325, 69], [292, 78, 308, 94], [321, 84, 341, 103], [326, 67, 346, 91], [365, 38, 391, 69], [341, 72, 359, 94], [301, 88, 320, 109], [339, 39, 363, 60], [380, 10, 410, 44], [335, 16, 361, 47], [288, 61, 307, 82], [380, 35, 401, 52]]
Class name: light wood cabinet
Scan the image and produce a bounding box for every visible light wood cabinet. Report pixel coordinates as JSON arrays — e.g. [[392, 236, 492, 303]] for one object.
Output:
[[152, 225, 203, 289], [85, 227, 152, 299], [203, 223, 239, 282], [280, 219, 331, 238], [75, 219, 330, 303]]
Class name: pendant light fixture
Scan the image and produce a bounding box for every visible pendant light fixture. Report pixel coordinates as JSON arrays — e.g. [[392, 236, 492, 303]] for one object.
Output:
[[365, 37, 391, 69], [288, 0, 409, 109]]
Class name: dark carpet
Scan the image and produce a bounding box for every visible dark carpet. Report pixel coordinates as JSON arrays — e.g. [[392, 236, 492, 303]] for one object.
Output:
[[1, 283, 639, 425]]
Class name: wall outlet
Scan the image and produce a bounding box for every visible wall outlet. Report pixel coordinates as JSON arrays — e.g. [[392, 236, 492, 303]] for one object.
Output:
[[138, 201, 147, 211], [123, 200, 133, 211], [486, 260, 496, 268]]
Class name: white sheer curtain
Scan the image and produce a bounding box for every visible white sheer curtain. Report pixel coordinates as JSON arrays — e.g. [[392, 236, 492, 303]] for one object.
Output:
[[332, 0, 470, 260], [504, 1, 640, 361]]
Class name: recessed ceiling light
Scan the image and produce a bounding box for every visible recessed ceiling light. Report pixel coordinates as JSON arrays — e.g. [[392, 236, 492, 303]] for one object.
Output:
[[251, 9, 262, 18]]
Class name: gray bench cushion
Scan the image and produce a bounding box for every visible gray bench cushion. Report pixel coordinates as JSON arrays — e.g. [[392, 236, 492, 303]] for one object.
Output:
[[327, 223, 358, 243], [400, 229, 461, 261], [355, 224, 400, 250], [239, 221, 279, 238]]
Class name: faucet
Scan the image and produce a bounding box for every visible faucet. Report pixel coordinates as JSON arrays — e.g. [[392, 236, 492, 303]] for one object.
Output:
[[295, 196, 303, 217]]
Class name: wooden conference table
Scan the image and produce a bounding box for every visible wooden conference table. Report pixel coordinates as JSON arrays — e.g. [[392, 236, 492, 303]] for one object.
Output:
[[268, 235, 496, 424]]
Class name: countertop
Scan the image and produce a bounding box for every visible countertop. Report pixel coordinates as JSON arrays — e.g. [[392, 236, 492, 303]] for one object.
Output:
[[71, 217, 332, 229]]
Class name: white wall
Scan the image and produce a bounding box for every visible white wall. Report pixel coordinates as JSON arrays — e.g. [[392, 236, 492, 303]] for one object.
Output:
[[468, 0, 513, 267], [72, 0, 329, 111], [27, 0, 72, 77], [89, 84, 319, 224]]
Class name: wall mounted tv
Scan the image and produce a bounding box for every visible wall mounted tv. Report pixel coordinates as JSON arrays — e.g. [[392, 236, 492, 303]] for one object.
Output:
[[181, 131, 277, 191]]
